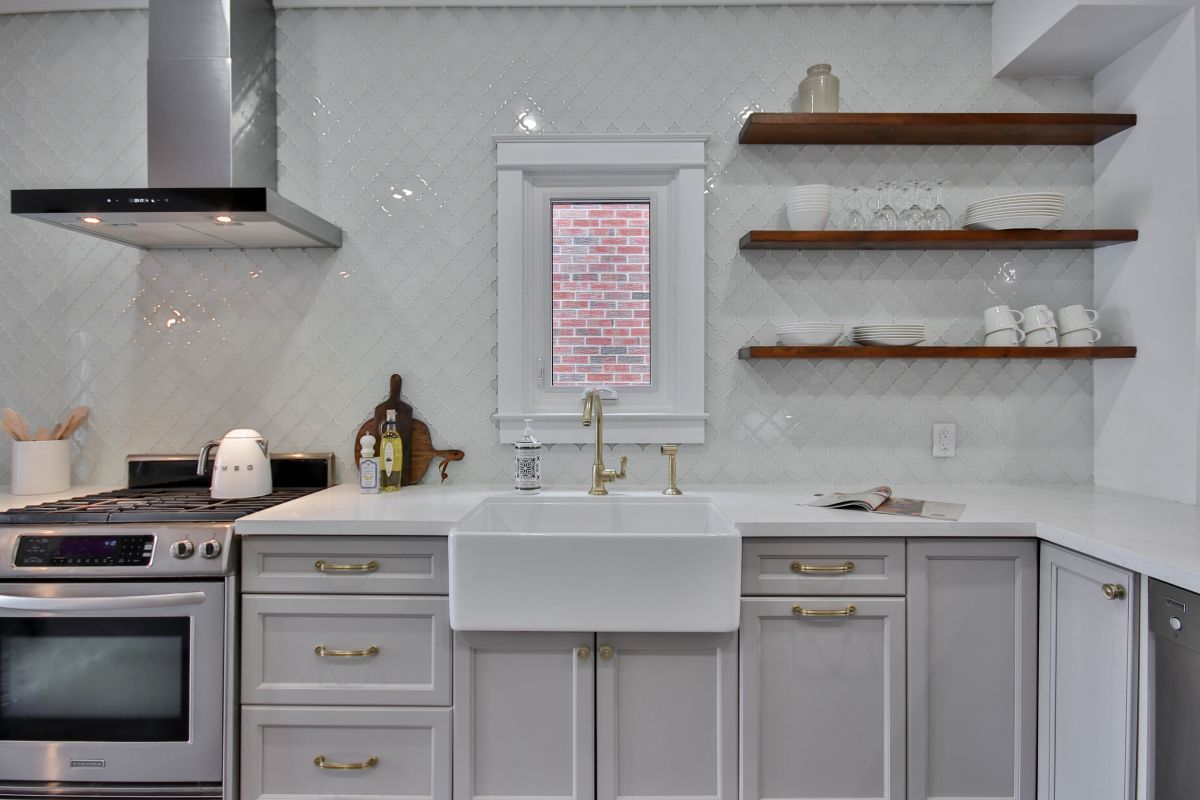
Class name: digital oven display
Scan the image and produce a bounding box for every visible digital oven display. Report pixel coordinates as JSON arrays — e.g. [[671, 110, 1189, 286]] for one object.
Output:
[[14, 534, 154, 567]]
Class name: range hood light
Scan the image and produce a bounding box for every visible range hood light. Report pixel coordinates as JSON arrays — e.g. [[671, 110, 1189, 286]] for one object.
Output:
[[214, 215, 233, 223], [81, 216, 102, 224]]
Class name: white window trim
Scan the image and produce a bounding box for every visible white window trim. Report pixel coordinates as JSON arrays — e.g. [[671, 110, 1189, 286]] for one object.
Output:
[[494, 134, 708, 444]]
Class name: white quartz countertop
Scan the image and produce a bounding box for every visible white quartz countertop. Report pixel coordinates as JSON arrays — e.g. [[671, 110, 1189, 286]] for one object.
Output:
[[5, 482, 1199, 593], [231, 482, 1200, 593]]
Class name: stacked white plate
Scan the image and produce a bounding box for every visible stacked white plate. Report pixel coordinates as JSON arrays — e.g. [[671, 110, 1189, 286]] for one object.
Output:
[[775, 321, 843, 346], [962, 192, 1065, 230], [786, 184, 832, 230], [851, 324, 927, 346]]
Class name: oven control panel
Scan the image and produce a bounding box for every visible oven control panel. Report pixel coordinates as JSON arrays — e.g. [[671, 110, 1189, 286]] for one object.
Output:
[[14, 534, 155, 567]]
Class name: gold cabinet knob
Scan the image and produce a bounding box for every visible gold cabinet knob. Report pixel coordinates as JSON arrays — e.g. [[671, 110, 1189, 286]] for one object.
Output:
[[1102, 583, 1127, 600], [576, 645, 591, 661], [598, 644, 614, 661]]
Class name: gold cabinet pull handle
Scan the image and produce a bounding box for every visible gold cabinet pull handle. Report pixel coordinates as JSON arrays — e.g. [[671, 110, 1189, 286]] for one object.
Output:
[[577, 645, 591, 661], [1102, 583, 1127, 600], [314, 644, 380, 658], [598, 644, 614, 661], [793, 604, 857, 617], [791, 561, 855, 574], [313, 755, 378, 770], [314, 559, 380, 573]]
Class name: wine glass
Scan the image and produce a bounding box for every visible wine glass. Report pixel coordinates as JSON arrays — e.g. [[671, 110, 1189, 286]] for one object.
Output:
[[870, 182, 898, 231], [842, 187, 866, 230], [930, 180, 953, 230], [900, 181, 924, 231], [920, 183, 939, 230]]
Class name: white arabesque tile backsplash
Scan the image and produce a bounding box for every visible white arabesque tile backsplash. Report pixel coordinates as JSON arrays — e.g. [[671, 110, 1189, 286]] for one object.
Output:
[[0, 4, 1096, 488]]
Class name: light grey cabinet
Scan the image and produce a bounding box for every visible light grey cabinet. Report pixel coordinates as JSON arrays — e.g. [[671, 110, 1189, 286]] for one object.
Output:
[[907, 539, 1037, 800], [454, 630, 738, 800], [241, 705, 451, 800], [454, 631, 595, 800], [742, 538, 906, 596], [740, 597, 907, 800], [596, 632, 737, 800], [1037, 543, 1138, 800]]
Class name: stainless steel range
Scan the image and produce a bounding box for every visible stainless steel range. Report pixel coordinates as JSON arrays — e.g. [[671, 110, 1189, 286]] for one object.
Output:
[[0, 454, 332, 800]]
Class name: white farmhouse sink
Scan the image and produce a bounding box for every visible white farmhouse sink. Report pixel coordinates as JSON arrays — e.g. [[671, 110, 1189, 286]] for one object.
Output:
[[448, 495, 741, 632]]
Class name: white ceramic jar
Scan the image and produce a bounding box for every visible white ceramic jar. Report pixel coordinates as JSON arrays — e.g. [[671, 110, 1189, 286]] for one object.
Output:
[[11, 439, 70, 495], [797, 64, 839, 113]]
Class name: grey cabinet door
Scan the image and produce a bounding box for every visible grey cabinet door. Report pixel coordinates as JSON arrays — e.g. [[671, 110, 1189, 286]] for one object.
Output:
[[907, 539, 1037, 800], [595, 632, 737, 800], [454, 631, 595, 800], [741, 597, 906, 800], [1038, 543, 1137, 800]]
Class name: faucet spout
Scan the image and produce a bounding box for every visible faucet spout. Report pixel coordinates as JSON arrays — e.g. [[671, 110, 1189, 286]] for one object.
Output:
[[582, 388, 626, 495]]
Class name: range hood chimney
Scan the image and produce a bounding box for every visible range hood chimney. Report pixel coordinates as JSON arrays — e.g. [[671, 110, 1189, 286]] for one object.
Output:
[[10, 0, 342, 250]]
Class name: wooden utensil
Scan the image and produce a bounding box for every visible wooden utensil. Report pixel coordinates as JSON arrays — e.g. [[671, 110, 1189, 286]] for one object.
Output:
[[352, 374, 414, 479], [409, 419, 465, 483], [3, 408, 29, 441], [33, 427, 51, 441], [57, 406, 89, 439]]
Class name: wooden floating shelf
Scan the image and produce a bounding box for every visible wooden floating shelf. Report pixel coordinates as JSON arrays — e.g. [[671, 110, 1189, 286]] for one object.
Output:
[[739, 345, 1137, 360], [739, 229, 1139, 251], [738, 113, 1137, 146]]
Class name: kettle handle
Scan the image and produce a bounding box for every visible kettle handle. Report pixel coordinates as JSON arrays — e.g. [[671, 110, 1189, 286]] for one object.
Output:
[[197, 440, 221, 476]]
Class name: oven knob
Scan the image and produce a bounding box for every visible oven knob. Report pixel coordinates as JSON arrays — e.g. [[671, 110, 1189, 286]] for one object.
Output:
[[170, 539, 195, 559], [199, 539, 223, 559], [1171, 616, 1183, 632]]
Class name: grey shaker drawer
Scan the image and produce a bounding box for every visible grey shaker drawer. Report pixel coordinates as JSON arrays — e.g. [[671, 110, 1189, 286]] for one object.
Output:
[[241, 535, 448, 594], [741, 538, 906, 595], [242, 594, 451, 706], [241, 705, 451, 800]]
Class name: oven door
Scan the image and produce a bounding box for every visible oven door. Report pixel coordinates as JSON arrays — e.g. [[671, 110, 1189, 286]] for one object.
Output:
[[0, 581, 224, 786]]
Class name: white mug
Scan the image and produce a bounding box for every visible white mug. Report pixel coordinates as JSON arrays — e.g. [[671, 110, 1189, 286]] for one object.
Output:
[[984, 305, 1024, 332], [1057, 304, 1099, 333], [1024, 326, 1059, 347], [1021, 304, 1057, 330], [1060, 327, 1102, 346], [984, 327, 1026, 347]]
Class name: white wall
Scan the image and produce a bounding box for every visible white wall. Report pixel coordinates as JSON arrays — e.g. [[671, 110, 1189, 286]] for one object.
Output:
[[1093, 11, 1199, 503]]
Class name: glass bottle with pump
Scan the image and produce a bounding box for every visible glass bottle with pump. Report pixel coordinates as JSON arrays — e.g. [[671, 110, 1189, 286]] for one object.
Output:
[[380, 410, 403, 492]]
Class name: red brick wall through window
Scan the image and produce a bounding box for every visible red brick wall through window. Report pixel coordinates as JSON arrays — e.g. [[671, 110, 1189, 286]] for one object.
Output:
[[551, 201, 651, 387]]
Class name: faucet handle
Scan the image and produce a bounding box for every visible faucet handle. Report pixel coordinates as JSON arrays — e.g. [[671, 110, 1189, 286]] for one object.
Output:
[[615, 455, 628, 480]]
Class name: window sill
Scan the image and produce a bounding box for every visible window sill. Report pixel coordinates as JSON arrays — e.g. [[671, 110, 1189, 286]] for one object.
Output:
[[494, 413, 707, 444]]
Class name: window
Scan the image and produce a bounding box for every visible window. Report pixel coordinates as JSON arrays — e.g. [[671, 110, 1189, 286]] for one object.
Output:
[[495, 135, 708, 444]]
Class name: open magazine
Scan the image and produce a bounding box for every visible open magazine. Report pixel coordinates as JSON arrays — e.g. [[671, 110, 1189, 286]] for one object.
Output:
[[804, 485, 965, 521]]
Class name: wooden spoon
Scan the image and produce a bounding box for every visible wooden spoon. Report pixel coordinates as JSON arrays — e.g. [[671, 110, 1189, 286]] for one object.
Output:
[[57, 406, 90, 440], [2, 408, 28, 441], [34, 426, 51, 441]]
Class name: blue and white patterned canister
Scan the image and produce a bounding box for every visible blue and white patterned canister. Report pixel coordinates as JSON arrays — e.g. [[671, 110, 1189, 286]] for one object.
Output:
[[514, 418, 542, 494]]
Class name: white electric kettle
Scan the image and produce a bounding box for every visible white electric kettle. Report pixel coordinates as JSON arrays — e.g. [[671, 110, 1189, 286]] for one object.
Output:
[[197, 429, 272, 499]]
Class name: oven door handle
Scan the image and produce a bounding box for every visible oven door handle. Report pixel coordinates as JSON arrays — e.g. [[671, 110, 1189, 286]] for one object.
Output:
[[0, 591, 208, 611]]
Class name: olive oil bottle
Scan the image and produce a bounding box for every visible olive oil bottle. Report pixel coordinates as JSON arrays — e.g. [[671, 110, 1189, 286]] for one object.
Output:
[[380, 409, 403, 492]]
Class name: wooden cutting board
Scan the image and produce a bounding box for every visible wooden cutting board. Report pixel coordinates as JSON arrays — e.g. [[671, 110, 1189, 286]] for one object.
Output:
[[352, 374, 413, 481], [352, 373, 465, 484]]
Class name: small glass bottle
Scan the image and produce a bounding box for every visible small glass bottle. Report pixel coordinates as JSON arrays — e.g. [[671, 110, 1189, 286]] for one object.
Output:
[[514, 418, 542, 494], [380, 410, 403, 492], [797, 64, 839, 113]]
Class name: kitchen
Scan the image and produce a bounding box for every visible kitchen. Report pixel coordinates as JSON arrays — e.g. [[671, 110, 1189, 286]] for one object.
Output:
[[0, 0, 1198, 799]]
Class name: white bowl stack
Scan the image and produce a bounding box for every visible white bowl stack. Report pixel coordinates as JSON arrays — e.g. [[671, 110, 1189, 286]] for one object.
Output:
[[962, 192, 1065, 230], [786, 184, 832, 230], [851, 324, 927, 346], [775, 322, 843, 346]]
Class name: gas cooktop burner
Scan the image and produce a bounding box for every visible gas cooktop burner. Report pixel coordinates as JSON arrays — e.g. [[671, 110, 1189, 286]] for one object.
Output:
[[0, 487, 316, 524]]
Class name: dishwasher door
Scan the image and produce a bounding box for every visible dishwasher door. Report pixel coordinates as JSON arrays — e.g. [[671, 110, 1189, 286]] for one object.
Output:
[[1149, 579, 1200, 800]]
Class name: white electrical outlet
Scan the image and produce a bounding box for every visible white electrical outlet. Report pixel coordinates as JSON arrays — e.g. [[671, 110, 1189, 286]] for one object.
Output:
[[932, 423, 956, 458]]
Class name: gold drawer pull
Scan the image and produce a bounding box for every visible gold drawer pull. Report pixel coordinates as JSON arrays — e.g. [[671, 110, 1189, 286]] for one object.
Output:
[[793, 604, 857, 617], [791, 561, 855, 574], [1102, 583, 1127, 600], [315, 644, 380, 658], [313, 755, 378, 770], [314, 559, 380, 573]]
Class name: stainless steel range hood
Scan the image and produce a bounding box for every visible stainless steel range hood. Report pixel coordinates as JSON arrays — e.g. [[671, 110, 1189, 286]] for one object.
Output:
[[10, 0, 342, 250]]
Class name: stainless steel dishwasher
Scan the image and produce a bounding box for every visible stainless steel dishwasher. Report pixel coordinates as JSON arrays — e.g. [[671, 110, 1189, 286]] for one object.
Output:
[[1149, 578, 1200, 799]]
